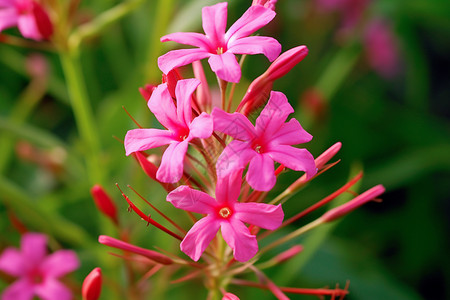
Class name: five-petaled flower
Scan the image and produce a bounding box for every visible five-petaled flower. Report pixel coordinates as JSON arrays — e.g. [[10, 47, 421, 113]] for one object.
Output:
[[124, 78, 214, 183], [167, 171, 284, 262], [213, 91, 317, 191], [158, 2, 281, 83], [0, 232, 79, 300], [0, 0, 53, 40]]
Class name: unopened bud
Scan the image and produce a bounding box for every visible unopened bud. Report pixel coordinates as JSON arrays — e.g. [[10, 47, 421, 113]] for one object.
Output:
[[91, 185, 119, 225], [223, 293, 240, 300], [192, 60, 212, 111], [321, 185, 385, 222], [314, 142, 342, 170], [82, 267, 102, 300], [266, 46, 308, 81], [31, 1, 53, 40], [162, 68, 182, 99], [273, 245, 303, 263]]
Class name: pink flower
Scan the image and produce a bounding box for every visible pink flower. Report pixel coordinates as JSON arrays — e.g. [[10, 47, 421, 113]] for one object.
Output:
[[158, 2, 281, 83], [124, 78, 213, 183], [167, 171, 284, 262], [252, 0, 277, 10], [213, 91, 316, 191], [0, 0, 53, 40], [0, 233, 79, 300]]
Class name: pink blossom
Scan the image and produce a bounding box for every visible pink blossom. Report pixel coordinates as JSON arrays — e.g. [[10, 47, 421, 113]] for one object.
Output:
[[316, 0, 369, 30], [167, 171, 284, 262], [213, 91, 316, 191], [158, 2, 281, 83], [0, 0, 53, 40], [252, 0, 277, 10], [0, 233, 79, 300], [124, 78, 213, 183]]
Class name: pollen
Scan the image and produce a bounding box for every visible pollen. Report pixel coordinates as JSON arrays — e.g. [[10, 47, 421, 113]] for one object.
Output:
[[216, 47, 224, 55], [219, 207, 232, 218]]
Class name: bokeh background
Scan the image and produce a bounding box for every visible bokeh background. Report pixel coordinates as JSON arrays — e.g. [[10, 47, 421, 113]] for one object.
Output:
[[1, 0, 449, 299]]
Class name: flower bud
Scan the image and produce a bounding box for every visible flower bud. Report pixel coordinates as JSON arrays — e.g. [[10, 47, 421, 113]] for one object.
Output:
[[90, 185, 119, 225], [82, 268, 102, 300], [272, 245, 303, 263], [223, 293, 240, 300], [266, 46, 308, 81], [139, 84, 157, 101], [252, 0, 277, 10], [192, 60, 212, 111]]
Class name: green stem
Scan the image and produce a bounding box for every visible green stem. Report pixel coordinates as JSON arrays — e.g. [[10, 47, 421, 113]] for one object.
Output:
[[59, 50, 103, 185]]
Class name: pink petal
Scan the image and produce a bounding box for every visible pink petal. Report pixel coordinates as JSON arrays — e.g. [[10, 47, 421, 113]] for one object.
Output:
[[175, 79, 200, 127], [158, 48, 210, 75], [266, 145, 317, 178], [212, 108, 256, 141], [221, 218, 258, 262], [202, 2, 227, 46], [167, 185, 216, 214], [228, 36, 281, 62], [216, 140, 256, 179], [0, 248, 25, 276], [156, 141, 189, 183], [17, 13, 42, 40], [225, 5, 276, 43], [124, 129, 176, 156], [1, 278, 35, 300], [161, 32, 212, 50], [234, 202, 283, 230], [21, 233, 47, 265], [189, 112, 213, 139], [0, 8, 18, 32], [270, 118, 313, 145], [148, 83, 182, 130], [255, 91, 294, 138], [34, 278, 72, 300], [246, 153, 275, 191], [215, 170, 243, 205], [208, 52, 241, 83], [223, 293, 240, 300], [180, 216, 220, 261], [31, 1, 53, 39], [41, 250, 79, 278]]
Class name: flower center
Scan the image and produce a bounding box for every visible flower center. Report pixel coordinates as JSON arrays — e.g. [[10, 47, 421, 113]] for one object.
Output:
[[216, 47, 224, 55], [218, 207, 232, 219], [28, 269, 44, 284]]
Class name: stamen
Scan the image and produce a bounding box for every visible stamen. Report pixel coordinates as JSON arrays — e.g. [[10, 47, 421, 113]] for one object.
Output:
[[219, 207, 232, 218], [216, 47, 224, 55]]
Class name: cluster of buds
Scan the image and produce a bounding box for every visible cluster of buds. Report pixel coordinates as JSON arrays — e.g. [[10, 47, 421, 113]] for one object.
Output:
[[90, 2, 385, 299]]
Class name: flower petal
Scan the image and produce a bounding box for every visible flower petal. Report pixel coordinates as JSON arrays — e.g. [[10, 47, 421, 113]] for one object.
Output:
[[225, 5, 276, 43], [0, 248, 25, 276], [17, 12, 42, 40], [221, 218, 258, 262], [1, 278, 35, 300], [216, 140, 256, 179], [167, 185, 216, 214], [156, 141, 189, 183], [41, 250, 79, 278], [212, 108, 256, 141], [21, 233, 47, 265], [34, 278, 72, 300], [255, 91, 294, 139], [189, 112, 213, 139], [215, 170, 243, 205], [269, 118, 313, 145], [246, 153, 275, 191], [180, 216, 220, 261], [148, 83, 182, 130], [202, 2, 227, 46], [124, 129, 175, 156], [161, 32, 212, 50], [234, 203, 283, 230], [175, 79, 200, 127], [158, 48, 210, 75], [266, 145, 317, 178], [0, 8, 18, 32], [228, 36, 281, 62], [208, 52, 241, 83]]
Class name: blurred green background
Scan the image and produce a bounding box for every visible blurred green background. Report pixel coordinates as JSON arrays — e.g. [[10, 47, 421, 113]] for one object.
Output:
[[1, 0, 449, 299]]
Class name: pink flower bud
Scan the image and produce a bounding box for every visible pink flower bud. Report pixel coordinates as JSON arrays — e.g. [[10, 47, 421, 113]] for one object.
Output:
[[266, 46, 308, 81], [133, 152, 158, 181], [192, 60, 212, 111], [91, 185, 119, 225], [138, 84, 157, 101], [273, 245, 303, 263], [321, 185, 385, 222], [82, 268, 102, 300], [223, 293, 240, 300], [99, 235, 173, 265], [314, 142, 342, 170]]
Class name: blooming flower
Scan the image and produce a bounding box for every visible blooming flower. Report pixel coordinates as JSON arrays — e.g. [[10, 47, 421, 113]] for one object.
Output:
[[0, 0, 53, 40], [124, 78, 213, 183], [158, 2, 281, 83], [167, 171, 284, 262], [0, 233, 79, 300], [213, 91, 316, 191]]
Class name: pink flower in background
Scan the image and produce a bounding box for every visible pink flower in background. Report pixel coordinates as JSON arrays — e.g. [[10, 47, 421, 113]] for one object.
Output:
[[316, 0, 369, 30], [213, 91, 316, 191], [158, 2, 281, 83], [364, 19, 400, 78], [167, 171, 284, 262], [124, 78, 213, 183], [0, 0, 53, 40], [0, 233, 79, 300]]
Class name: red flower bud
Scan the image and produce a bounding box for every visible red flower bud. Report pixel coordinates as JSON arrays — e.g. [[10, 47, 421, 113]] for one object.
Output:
[[82, 267, 102, 300], [90, 185, 119, 225]]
